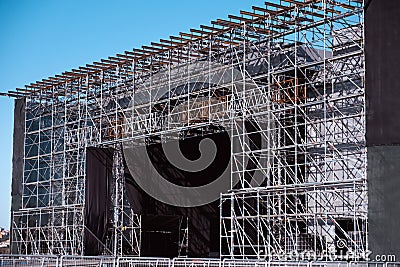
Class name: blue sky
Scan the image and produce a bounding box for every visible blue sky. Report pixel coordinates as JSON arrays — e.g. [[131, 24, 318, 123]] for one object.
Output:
[[0, 0, 266, 228]]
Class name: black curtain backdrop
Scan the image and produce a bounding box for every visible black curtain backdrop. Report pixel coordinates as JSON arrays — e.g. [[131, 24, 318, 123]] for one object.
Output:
[[123, 132, 226, 257], [365, 0, 400, 146], [84, 147, 114, 256], [10, 98, 25, 254], [141, 215, 181, 258], [366, 0, 400, 259]]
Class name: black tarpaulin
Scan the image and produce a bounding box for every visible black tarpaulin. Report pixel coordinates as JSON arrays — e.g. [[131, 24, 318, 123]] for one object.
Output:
[[84, 147, 114, 256], [141, 215, 181, 258], [366, 0, 400, 260], [365, 0, 400, 146], [10, 98, 25, 254], [145, 131, 230, 187], [123, 132, 227, 257]]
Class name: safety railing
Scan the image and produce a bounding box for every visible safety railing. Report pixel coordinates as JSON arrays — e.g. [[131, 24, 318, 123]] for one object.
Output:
[[0, 254, 59, 266], [172, 258, 221, 267], [60, 255, 115, 267], [0, 255, 399, 267], [117, 257, 170, 267]]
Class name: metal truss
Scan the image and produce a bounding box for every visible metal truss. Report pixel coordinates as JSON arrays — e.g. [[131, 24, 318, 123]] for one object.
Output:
[[220, 0, 366, 260], [8, 0, 366, 259]]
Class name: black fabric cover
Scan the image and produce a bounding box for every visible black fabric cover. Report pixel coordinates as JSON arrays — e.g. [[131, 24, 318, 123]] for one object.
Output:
[[10, 98, 25, 254], [365, 0, 400, 146], [146, 131, 230, 187], [368, 146, 400, 260], [366, 0, 400, 260], [84, 147, 114, 256], [124, 132, 227, 257], [141, 215, 182, 258]]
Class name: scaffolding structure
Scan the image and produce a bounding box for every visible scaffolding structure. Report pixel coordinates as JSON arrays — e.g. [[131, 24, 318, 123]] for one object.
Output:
[[5, 0, 366, 260]]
